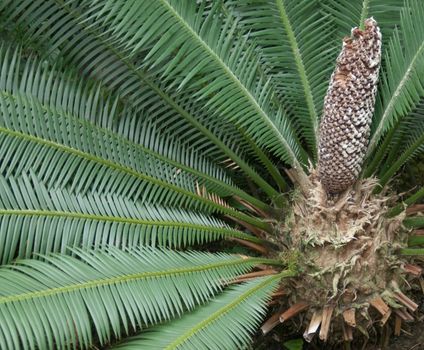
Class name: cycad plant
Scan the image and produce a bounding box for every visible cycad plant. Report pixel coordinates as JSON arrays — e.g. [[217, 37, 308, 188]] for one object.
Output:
[[0, 0, 423, 349]]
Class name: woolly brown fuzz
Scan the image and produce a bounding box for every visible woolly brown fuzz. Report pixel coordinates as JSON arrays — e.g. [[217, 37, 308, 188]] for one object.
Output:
[[318, 18, 382, 193], [273, 176, 413, 343]]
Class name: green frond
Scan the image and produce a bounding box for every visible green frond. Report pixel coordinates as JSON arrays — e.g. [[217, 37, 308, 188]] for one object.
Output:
[[238, 126, 288, 193], [0, 247, 276, 349], [114, 273, 293, 350], [0, 1, 422, 348], [374, 100, 424, 187], [0, 172, 261, 264], [399, 248, 424, 255], [0, 0, 283, 199], [0, 45, 271, 211], [388, 186, 424, 217], [89, 0, 308, 170], [408, 235, 424, 247], [321, 0, 403, 43], [376, 98, 424, 172], [403, 216, 424, 229], [0, 91, 195, 207], [0, 87, 269, 229], [367, 0, 424, 158], [377, 134, 424, 189], [228, 0, 335, 158]]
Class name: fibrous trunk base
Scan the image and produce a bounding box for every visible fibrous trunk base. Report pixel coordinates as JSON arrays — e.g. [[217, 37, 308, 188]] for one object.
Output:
[[271, 173, 417, 344]]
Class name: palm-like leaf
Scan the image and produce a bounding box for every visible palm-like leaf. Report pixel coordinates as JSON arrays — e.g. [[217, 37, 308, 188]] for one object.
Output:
[[0, 0, 423, 349], [0, 82, 268, 229], [227, 0, 335, 157], [0, 172, 259, 264], [365, 0, 424, 172], [0, 45, 270, 211], [0, 91, 201, 207], [377, 99, 424, 186], [0, 0, 284, 198], [0, 247, 277, 349], [114, 274, 292, 350]]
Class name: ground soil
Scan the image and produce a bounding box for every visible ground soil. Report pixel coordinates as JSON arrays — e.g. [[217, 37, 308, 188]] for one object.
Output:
[[388, 321, 424, 350]]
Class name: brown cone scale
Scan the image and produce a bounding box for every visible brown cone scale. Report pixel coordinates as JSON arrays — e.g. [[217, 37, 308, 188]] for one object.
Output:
[[318, 18, 381, 193]]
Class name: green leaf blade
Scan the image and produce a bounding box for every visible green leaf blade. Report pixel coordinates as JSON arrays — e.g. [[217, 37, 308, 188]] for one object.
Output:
[[0, 247, 272, 349], [114, 272, 294, 350]]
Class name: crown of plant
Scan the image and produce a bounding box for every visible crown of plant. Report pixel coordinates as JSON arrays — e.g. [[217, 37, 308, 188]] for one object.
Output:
[[0, 1, 423, 349]]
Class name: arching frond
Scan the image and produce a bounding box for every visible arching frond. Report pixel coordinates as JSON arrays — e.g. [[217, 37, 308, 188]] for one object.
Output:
[[0, 247, 278, 349], [0, 88, 268, 229], [114, 274, 293, 350], [0, 45, 271, 211], [378, 99, 424, 172], [367, 0, 424, 157], [377, 100, 424, 188], [0, 0, 283, 199], [89, 0, 307, 170], [0, 172, 260, 264], [0, 92, 192, 206], [0, 1, 421, 349], [228, 0, 335, 158], [321, 0, 403, 43]]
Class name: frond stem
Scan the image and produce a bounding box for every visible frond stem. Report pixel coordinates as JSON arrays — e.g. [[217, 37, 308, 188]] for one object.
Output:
[[275, 0, 318, 159], [403, 216, 424, 229], [0, 126, 270, 231], [163, 269, 296, 349], [399, 248, 424, 256], [388, 186, 424, 217], [55, 0, 281, 202], [408, 235, 424, 247], [0, 209, 262, 243], [367, 41, 424, 156], [0, 257, 281, 304]]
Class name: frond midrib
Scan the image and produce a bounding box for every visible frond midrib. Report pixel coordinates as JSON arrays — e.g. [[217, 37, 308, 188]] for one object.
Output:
[[0, 121, 268, 230], [0, 209, 261, 243], [1, 79, 270, 211], [160, 0, 304, 170], [163, 270, 294, 349], [0, 257, 278, 304], [275, 0, 318, 155], [368, 41, 424, 155], [53, 0, 280, 200]]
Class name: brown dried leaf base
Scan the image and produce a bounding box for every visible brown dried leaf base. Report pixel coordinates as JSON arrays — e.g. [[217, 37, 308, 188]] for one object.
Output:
[[265, 174, 422, 345]]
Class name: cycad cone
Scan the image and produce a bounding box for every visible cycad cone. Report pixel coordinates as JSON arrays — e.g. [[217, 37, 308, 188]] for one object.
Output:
[[276, 19, 415, 343], [318, 18, 381, 194]]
